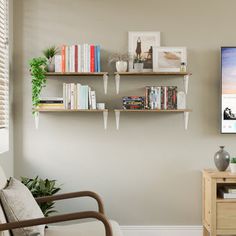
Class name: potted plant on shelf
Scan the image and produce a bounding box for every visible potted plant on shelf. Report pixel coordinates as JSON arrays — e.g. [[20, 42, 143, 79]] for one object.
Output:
[[230, 157, 236, 173], [43, 46, 59, 72], [29, 57, 47, 112], [109, 53, 129, 73], [133, 55, 144, 72], [21, 176, 61, 217]]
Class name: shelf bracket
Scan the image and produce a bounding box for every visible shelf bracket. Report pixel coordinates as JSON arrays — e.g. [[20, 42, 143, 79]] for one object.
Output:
[[183, 74, 190, 94], [103, 73, 108, 94], [184, 111, 189, 130], [115, 110, 120, 130], [34, 111, 39, 130], [103, 110, 108, 130], [115, 74, 120, 94]]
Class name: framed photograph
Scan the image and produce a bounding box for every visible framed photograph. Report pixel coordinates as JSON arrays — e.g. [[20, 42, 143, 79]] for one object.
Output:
[[153, 47, 187, 72], [221, 47, 236, 133], [128, 31, 160, 72]]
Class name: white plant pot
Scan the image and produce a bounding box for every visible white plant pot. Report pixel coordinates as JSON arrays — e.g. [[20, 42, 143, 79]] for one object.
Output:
[[134, 63, 144, 72], [116, 61, 127, 73], [230, 163, 236, 173]]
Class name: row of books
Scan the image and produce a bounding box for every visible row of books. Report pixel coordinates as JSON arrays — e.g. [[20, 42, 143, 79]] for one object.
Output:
[[123, 96, 145, 110], [63, 83, 97, 110], [218, 186, 236, 199], [55, 44, 101, 73], [145, 86, 177, 110]]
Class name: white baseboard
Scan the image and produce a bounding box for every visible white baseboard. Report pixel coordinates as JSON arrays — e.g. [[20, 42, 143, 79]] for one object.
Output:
[[121, 225, 203, 236]]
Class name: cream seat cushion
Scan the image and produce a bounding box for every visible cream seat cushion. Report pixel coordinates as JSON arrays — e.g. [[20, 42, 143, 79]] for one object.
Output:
[[46, 220, 122, 236]]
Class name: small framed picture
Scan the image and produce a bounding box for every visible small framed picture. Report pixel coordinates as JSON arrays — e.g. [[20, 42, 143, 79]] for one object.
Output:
[[153, 47, 187, 72], [128, 31, 160, 72]]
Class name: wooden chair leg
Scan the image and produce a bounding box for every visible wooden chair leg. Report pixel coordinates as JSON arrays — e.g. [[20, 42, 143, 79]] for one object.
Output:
[[203, 226, 209, 236]]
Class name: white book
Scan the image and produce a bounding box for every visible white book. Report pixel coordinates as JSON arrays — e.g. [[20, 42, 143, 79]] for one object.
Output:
[[157, 87, 161, 109], [40, 97, 63, 101], [67, 83, 71, 109], [71, 83, 75, 109], [87, 44, 91, 72], [76, 83, 81, 109], [63, 83, 67, 109], [55, 55, 62, 72], [91, 91, 96, 110], [88, 87, 92, 109], [78, 45, 81, 72], [164, 87, 167, 110], [72, 45, 75, 72], [69, 45, 73, 72], [85, 44, 88, 72], [82, 44, 86, 72]]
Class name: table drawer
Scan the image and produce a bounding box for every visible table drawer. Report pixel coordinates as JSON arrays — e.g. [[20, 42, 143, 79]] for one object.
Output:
[[217, 203, 236, 229]]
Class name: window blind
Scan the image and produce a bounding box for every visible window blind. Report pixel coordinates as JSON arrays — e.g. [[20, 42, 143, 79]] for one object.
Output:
[[0, 0, 9, 129]]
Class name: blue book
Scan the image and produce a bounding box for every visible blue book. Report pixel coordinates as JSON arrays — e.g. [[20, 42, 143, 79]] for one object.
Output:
[[94, 45, 98, 72], [79, 85, 87, 109], [96, 45, 101, 72]]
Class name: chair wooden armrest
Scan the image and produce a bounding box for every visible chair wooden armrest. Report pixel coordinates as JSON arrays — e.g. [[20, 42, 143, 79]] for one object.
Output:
[[0, 211, 112, 236], [35, 191, 105, 214]]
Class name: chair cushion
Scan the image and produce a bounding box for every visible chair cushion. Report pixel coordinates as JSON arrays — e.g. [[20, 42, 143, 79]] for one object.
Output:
[[0, 177, 45, 236], [45, 220, 122, 236]]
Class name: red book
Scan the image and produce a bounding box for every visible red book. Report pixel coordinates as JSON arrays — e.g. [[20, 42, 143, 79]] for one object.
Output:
[[75, 45, 78, 72], [90, 45, 95, 72], [61, 45, 66, 73]]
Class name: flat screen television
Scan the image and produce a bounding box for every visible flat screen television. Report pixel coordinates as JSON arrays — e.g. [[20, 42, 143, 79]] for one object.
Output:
[[221, 47, 236, 133]]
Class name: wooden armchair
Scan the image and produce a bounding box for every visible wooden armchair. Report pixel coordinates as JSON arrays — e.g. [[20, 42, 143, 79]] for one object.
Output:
[[0, 166, 122, 236]]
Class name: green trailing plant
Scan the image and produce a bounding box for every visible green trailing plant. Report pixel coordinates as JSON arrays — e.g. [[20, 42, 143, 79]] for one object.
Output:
[[231, 157, 236, 164], [43, 46, 59, 63], [29, 57, 47, 110], [21, 176, 61, 217]]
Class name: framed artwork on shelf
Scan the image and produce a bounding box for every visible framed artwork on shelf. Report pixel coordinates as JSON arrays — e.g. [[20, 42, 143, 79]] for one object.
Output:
[[128, 31, 160, 72], [153, 47, 187, 72]]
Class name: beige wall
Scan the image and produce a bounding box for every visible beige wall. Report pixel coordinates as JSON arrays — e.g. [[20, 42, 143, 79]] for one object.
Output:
[[13, 0, 236, 225]]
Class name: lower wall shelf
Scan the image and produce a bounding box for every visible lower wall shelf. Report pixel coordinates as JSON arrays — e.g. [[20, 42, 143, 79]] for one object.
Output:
[[114, 109, 192, 130], [33, 108, 192, 131]]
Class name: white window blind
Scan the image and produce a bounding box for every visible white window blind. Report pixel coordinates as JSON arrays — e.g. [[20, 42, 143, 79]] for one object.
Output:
[[0, 0, 9, 130]]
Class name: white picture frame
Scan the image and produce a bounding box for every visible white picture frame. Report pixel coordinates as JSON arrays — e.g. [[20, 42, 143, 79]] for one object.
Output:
[[128, 31, 160, 72], [153, 47, 187, 72]]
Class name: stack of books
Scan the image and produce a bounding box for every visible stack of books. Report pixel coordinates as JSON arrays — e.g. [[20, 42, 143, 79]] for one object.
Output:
[[55, 44, 101, 73], [122, 96, 145, 110], [218, 186, 236, 199], [38, 97, 64, 110], [63, 83, 97, 110], [145, 86, 177, 110]]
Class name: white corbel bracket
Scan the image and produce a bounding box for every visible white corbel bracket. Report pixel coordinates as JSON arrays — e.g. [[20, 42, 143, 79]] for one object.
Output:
[[103, 73, 108, 94], [184, 111, 189, 130], [103, 110, 108, 130], [115, 74, 120, 94], [183, 74, 191, 94], [115, 110, 120, 130], [34, 111, 39, 129]]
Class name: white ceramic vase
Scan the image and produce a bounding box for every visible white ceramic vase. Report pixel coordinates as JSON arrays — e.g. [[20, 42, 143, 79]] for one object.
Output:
[[134, 63, 144, 72], [116, 61, 127, 73], [230, 163, 236, 173]]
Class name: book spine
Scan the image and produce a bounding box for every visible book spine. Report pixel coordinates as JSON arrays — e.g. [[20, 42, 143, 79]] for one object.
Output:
[[78, 45, 81, 72], [145, 87, 150, 109], [63, 83, 66, 109], [75, 45, 78, 72], [94, 45, 98, 72], [77, 83, 81, 109], [90, 45, 95, 72], [83, 44, 86, 72], [65, 46, 69, 73], [71, 83, 75, 109], [61, 45, 66, 73], [97, 45, 101, 72], [88, 86, 92, 109], [91, 91, 96, 109], [87, 44, 90, 72], [85, 85, 89, 109], [55, 55, 62, 73]]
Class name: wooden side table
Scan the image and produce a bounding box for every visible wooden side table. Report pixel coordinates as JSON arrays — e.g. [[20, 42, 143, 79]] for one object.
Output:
[[202, 169, 236, 236]]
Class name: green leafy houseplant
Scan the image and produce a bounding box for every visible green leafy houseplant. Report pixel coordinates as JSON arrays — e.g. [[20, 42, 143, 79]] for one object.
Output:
[[29, 57, 47, 110], [43, 46, 59, 64], [21, 176, 61, 217], [231, 157, 236, 163]]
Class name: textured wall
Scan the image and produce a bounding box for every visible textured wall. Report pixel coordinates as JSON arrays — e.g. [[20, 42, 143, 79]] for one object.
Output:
[[13, 0, 236, 225]]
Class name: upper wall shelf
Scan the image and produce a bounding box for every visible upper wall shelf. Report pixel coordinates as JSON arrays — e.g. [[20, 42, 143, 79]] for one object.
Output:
[[45, 72, 109, 94], [114, 72, 192, 94]]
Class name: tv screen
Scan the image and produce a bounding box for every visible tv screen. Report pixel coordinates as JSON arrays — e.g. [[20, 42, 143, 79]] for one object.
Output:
[[221, 47, 236, 133]]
